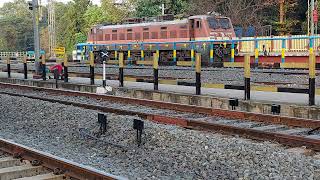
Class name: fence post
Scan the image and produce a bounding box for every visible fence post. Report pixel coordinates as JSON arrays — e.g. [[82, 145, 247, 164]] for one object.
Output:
[[141, 44, 144, 61], [309, 37, 315, 106], [6, 55, 10, 78], [128, 44, 132, 67], [231, 41, 235, 63], [244, 54, 251, 100], [195, 53, 201, 95], [153, 53, 159, 90], [191, 43, 195, 67], [210, 43, 214, 64], [119, 52, 124, 87], [23, 55, 28, 79], [281, 39, 286, 63], [64, 55, 68, 82], [254, 39, 259, 64], [173, 42, 177, 63], [89, 51, 95, 85], [41, 54, 46, 80]]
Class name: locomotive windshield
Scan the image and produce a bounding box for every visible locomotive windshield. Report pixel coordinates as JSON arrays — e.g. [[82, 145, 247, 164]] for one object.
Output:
[[219, 18, 231, 29], [207, 17, 231, 29], [208, 17, 219, 29]]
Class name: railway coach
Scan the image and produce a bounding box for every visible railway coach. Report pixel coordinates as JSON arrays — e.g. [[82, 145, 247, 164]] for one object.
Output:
[[85, 14, 237, 64]]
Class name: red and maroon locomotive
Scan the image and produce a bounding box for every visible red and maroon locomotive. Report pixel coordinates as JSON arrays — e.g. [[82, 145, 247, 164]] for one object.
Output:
[[87, 14, 236, 63]]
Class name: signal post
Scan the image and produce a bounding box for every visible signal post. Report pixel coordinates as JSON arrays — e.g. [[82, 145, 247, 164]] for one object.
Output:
[[195, 53, 201, 95], [309, 38, 316, 106], [23, 56, 28, 79], [153, 53, 159, 90], [89, 51, 95, 85], [6, 55, 10, 78], [119, 53, 124, 87], [244, 55, 251, 100]]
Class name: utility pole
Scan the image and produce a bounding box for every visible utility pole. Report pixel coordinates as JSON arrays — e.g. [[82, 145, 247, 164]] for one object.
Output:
[[48, 0, 56, 58], [29, 0, 41, 74], [311, 0, 315, 36], [308, 0, 310, 35]]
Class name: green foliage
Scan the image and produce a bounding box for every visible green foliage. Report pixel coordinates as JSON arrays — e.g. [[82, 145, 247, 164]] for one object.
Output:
[[134, 0, 188, 18], [74, 32, 87, 44], [101, 0, 134, 23], [0, 0, 33, 51], [83, 6, 107, 31]]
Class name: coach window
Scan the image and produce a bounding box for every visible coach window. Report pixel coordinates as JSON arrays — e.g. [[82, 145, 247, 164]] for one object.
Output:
[[143, 32, 149, 39], [151, 32, 158, 39], [104, 34, 110, 41], [112, 33, 117, 40], [127, 33, 133, 40], [170, 30, 177, 38], [161, 31, 167, 39], [135, 32, 141, 40], [120, 33, 125, 40], [180, 30, 188, 38]]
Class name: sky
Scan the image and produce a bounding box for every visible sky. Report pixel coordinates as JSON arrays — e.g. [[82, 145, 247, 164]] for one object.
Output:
[[0, 0, 101, 7]]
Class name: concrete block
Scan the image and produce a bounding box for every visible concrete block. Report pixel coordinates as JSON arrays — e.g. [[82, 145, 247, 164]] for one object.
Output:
[[251, 125, 286, 131], [190, 96, 201, 106], [177, 95, 190, 105], [211, 98, 224, 109], [277, 128, 311, 135], [199, 96, 212, 107], [286, 147, 314, 156], [0, 165, 45, 180], [0, 157, 21, 168], [152, 92, 161, 101]]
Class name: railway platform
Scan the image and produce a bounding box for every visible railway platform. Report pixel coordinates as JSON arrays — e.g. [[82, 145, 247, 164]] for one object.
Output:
[[1, 72, 317, 104]]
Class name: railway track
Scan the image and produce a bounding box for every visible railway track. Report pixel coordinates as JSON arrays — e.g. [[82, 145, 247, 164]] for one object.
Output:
[[0, 138, 123, 180], [1, 82, 320, 151]]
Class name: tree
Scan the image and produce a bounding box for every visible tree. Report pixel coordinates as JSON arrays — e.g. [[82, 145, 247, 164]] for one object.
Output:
[[101, 0, 135, 23], [83, 5, 107, 32], [134, 0, 188, 18], [59, 0, 91, 53], [0, 0, 33, 51]]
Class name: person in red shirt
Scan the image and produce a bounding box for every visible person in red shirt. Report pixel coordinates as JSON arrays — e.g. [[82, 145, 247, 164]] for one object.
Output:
[[49, 62, 64, 79]]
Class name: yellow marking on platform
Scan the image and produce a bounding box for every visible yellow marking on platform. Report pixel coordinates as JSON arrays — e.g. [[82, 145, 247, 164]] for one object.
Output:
[[280, 63, 308, 69], [124, 77, 137, 82], [177, 61, 193, 66], [251, 86, 277, 92], [223, 62, 244, 68], [202, 83, 225, 89], [106, 60, 118, 65], [159, 80, 177, 85], [136, 61, 153, 65]]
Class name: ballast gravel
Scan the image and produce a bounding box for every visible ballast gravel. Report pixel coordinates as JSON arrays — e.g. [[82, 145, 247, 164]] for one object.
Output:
[[0, 93, 320, 179]]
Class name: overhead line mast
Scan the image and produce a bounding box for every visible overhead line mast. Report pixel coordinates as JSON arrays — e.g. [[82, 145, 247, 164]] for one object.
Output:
[[48, 0, 56, 58]]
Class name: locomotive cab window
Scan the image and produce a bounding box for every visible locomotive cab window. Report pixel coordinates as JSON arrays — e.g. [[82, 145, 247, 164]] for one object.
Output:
[[219, 18, 231, 29], [208, 17, 219, 29], [196, 21, 201, 28]]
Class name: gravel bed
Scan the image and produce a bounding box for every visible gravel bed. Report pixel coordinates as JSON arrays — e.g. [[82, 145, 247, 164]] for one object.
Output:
[[1, 93, 320, 179]]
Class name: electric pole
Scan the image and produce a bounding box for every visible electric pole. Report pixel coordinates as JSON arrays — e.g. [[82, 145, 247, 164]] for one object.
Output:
[[29, 0, 41, 74], [48, 0, 56, 58], [311, 0, 315, 36]]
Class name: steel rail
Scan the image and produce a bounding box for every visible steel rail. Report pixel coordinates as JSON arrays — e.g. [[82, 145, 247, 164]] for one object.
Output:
[[1, 84, 320, 151], [0, 138, 126, 180]]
